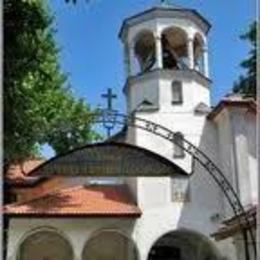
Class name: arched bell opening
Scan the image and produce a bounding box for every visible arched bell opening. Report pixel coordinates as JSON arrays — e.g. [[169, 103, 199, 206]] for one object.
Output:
[[161, 27, 189, 70], [16, 229, 74, 260], [193, 33, 205, 75], [134, 30, 156, 74], [82, 230, 139, 260], [148, 229, 221, 260]]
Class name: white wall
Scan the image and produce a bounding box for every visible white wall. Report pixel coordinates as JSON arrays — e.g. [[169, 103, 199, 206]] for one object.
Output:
[[214, 107, 257, 209], [127, 71, 210, 114], [245, 113, 257, 205], [126, 71, 211, 173]]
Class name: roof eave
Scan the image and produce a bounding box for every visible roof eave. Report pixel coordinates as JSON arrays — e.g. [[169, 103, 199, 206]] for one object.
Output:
[[207, 99, 256, 121], [119, 7, 211, 41], [4, 212, 142, 218]]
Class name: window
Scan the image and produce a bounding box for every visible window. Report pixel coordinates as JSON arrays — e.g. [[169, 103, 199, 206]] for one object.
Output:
[[171, 81, 183, 104], [134, 30, 155, 75], [171, 177, 190, 202], [148, 245, 181, 259], [173, 132, 185, 158], [161, 27, 188, 70]]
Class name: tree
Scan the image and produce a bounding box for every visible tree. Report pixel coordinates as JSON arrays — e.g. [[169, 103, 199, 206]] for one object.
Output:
[[233, 22, 257, 98], [4, 0, 99, 166]]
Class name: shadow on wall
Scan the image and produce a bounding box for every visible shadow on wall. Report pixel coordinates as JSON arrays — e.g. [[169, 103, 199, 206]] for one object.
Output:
[[174, 119, 234, 260]]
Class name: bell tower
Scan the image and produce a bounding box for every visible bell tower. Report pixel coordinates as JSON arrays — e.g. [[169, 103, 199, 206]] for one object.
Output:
[[119, 4, 211, 169]]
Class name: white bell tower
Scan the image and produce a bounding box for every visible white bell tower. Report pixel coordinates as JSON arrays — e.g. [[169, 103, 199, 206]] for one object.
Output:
[[119, 4, 212, 170]]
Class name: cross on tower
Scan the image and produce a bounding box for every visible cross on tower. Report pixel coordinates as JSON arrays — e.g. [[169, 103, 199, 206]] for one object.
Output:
[[101, 88, 117, 111], [160, 0, 172, 5]]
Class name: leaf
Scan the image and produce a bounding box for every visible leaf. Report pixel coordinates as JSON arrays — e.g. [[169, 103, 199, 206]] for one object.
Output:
[[232, 22, 257, 98], [4, 0, 98, 166]]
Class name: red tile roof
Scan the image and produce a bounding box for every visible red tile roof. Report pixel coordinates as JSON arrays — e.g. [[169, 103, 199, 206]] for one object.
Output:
[[222, 205, 256, 225], [5, 159, 45, 186], [4, 185, 142, 217]]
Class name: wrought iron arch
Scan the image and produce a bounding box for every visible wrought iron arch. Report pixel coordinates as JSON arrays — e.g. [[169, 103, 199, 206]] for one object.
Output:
[[29, 109, 256, 258], [93, 109, 256, 259]]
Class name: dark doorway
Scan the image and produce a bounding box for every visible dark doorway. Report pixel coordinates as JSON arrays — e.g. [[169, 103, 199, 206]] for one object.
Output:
[[148, 245, 181, 260]]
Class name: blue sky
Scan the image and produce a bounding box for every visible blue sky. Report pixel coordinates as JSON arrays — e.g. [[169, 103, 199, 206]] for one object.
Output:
[[41, 0, 255, 157], [49, 0, 254, 108]]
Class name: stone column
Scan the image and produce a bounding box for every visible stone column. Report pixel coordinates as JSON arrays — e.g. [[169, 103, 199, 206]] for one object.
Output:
[[129, 44, 136, 76], [203, 46, 209, 78], [155, 34, 163, 69], [124, 44, 131, 78], [187, 38, 194, 69]]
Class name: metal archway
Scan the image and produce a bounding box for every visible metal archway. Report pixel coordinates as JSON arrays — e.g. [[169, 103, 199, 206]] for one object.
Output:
[[92, 109, 256, 259], [23, 108, 255, 259]]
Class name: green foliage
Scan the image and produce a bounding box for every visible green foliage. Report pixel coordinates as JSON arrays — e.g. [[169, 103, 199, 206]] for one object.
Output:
[[4, 0, 99, 164], [233, 22, 257, 98]]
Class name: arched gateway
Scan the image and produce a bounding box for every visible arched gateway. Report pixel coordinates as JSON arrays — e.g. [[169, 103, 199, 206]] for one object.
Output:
[[148, 230, 220, 260]]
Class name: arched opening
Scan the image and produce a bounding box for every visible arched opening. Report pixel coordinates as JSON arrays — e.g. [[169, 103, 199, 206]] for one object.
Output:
[[161, 27, 188, 70], [82, 230, 139, 260], [193, 33, 205, 74], [134, 30, 156, 74], [17, 229, 74, 260], [148, 229, 220, 260]]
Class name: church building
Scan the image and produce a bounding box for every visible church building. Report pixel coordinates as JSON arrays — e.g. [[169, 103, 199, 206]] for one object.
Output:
[[4, 2, 257, 260]]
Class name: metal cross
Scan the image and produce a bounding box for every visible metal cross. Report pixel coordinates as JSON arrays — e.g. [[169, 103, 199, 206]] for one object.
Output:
[[160, 0, 172, 5], [101, 88, 117, 111], [101, 88, 117, 138]]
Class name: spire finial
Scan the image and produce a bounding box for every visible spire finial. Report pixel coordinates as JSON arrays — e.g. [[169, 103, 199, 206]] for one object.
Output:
[[160, 0, 172, 5], [158, 0, 182, 9]]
